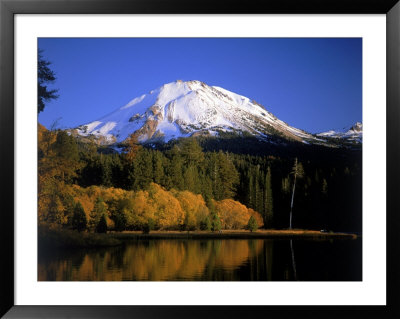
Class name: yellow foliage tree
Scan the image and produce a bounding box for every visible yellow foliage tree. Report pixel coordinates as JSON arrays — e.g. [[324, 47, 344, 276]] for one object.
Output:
[[147, 183, 185, 229], [173, 190, 210, 230], [215, 199, 263, 230]]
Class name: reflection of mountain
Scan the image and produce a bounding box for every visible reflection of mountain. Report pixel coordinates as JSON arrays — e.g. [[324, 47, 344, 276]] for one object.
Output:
[[38, 239, 264, 281]]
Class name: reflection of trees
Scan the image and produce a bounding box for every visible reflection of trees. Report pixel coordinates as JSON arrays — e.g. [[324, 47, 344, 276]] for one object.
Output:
[[265, 240, 273, 281], [38, 248, 87, 281], [38, 239, 264, 281]]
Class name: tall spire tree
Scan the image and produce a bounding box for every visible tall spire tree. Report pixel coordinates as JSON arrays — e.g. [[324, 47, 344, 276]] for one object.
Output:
[[264, 166, 273, 228], [289, 158, 304, 229]]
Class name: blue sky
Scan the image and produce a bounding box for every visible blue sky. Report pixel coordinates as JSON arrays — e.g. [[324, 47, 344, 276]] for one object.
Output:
[[38, 38, 361, 133]]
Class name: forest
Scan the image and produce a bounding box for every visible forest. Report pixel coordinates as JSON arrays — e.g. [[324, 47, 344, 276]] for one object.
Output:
[[38, 121, 362, 235]]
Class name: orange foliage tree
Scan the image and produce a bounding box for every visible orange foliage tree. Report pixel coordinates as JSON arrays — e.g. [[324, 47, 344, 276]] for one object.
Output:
[[172, 190, 210, 230], [215, 199, 263, 230]]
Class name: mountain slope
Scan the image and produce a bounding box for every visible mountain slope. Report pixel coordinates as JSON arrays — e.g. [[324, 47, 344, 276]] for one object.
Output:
[[73, 80, 325, 145]]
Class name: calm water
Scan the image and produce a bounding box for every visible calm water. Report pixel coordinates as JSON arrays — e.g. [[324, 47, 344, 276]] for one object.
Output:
[[38, 238, 362, 281]]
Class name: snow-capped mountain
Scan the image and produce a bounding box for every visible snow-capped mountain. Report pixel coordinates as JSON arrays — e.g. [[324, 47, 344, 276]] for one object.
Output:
[[317, 122, 362, 143], [73, 80, 326, 146]]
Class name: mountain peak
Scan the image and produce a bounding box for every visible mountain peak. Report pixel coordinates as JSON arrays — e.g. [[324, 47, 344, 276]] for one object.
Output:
[[349, 122, 362, 133], [317, 121, 362, 143], [73, 81, 353, 147]]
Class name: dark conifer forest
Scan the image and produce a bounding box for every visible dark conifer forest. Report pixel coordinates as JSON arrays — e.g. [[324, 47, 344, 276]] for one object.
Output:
[[38, 123, 362, 234]]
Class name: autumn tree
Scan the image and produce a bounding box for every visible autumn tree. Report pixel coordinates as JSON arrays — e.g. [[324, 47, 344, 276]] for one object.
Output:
[[38, 50, 58, 113], [173, 190, 209, 230], [124, 133, 141, 162]]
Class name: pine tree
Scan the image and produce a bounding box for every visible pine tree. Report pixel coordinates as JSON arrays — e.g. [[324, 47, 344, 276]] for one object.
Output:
[[167, 146, 185, 190], [72, 202, 87, 232], [200, 216, 212, 231], [89, 197, 107, 231], [152, 151, 164, 184], [183, 165, 200, 194], [289, 158, 304, 229], [142, 218, 155, 234], [95, 214, 108, 233], [247, 215, 258, 232], [46, 194, 66, 225], [38, 50, 59, 113], [212, 151, 239, 200], [179, 138, 204, 166], [264, 166, 273, 228], [211, 213, 222, 232], [51, 131, 81, 183]]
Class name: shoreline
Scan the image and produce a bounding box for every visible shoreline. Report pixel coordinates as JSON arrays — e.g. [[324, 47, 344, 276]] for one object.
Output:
[[112, 230, 358, 240], [38, 228, 358, 249]]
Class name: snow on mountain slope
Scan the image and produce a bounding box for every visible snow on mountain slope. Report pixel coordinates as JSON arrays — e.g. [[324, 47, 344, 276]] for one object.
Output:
[[317, 122, 362, 143], [74, 80, 325, 145]]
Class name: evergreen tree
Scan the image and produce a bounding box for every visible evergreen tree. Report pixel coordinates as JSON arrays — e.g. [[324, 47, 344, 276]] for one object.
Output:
[[211, 151, 239, 200], [200, 216, 212, 231], [211, 213, 222, 232], [247, 215, 258, 232], [167, 145, 185, 190], [113, 211, 127, 232], [51, 131, 81, 183], [152, 151, 164, 184], [179, 138, 204, 166], [38, 50, 59, 113], [96, 214, 108, 233], [322, 178, 328, 195], [89, 197, 107, 231], [62, 193, 76, 227], [183, 165, 200, 194], [131, 149, 153, 190], [263, 166, 273, 228], [72, 202, 87, 232], [46, 194, 66, 225], [142, 218, 155, 234], [289, 158, 304, 229], [53, 131, 79, 161]]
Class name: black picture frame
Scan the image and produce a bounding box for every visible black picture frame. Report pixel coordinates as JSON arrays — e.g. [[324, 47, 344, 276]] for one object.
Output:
[[1, 0, 399, 318]]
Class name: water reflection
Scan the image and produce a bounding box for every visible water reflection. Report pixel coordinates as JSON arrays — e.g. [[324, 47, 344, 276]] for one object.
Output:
[[38, 238, 362, 281]]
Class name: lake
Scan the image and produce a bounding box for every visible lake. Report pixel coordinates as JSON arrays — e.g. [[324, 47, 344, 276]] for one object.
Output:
[[38, 238, 362, 281]]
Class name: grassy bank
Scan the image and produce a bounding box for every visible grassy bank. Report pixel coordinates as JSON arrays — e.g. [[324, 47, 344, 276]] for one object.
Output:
[[38, 227, 122, 248], [112, 229, 358, 240], [38, 228, 357, 249]]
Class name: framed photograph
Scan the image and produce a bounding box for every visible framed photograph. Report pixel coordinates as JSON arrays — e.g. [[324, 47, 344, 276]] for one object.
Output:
[[1, 0, 399, 318]]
